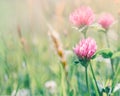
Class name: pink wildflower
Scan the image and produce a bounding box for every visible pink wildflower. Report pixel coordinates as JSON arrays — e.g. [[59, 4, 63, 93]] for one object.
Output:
[[98, 13, 114, 30], [74, 38, 97, 59], [69, 6, 95, 27]]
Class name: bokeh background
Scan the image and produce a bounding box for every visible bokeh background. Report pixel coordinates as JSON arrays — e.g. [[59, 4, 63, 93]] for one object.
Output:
[[0, 0, 120, 95]]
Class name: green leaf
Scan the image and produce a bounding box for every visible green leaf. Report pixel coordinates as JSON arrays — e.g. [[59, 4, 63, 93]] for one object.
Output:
[[92, 48, 113, 59], [111, 52, 120, 59], [74, 61, 79, 64]]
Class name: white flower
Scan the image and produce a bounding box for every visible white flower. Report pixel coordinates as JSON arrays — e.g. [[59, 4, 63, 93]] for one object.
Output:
[[11, 89, 30, 96], [45, 80, 57, 94]]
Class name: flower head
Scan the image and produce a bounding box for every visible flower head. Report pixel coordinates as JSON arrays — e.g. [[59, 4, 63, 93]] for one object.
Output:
[[69, 6, 95, 27], [98, 13, 114, 30], [74, 38, 97, 60]]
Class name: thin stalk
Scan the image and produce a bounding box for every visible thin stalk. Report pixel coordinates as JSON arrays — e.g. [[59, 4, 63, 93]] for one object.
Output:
[[22, 52, 32, 96], [82, 26, 88, 38], [117, 14, 120, 41], [111, 61, 120, 93], [110, 59, 114, 78], [1, 35, 10, 78], [15, 82, 20, 96], [83, 31, 87, 38], [85, 67, 90, 95], [89, 62, 101, 95], [105, 32, 110, 48], [105, 32, 114, 78], [60, 65, 67, 96]]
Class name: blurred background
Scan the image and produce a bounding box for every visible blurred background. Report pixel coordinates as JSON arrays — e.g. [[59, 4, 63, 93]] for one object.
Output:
[[0, 0, 120, 95]]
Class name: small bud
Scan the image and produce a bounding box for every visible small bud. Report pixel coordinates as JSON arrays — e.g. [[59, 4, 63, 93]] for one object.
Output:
[[98, 13, 114, 30]]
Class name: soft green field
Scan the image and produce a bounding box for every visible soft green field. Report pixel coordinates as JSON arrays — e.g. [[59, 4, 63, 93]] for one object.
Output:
[[0, 0, 120, 96]]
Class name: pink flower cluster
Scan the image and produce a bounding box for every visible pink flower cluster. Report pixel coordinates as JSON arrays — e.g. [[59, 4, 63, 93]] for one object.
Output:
[[69, 6, 115, 30], [98, 13, 114, 30], [69, 6, 95, 27], [74, 38, 97, 59]]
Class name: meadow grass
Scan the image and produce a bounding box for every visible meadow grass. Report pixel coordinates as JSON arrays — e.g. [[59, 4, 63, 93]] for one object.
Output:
[[0, 0, 120, 96]]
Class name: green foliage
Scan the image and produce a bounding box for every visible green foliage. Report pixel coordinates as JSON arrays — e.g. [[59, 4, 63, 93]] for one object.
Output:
[[92, 48, 113, 59]]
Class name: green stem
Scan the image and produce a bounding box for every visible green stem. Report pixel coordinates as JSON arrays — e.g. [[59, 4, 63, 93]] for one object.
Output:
[[105, 32, 110, 48], [111, 60, 120, 93], [117, 14, 120, 41], [85, 67, 90, 95], [82, 26, 88, 38], [89, 62, 101, 95], [83, 31, 87, 38], [105, 32, 114, 78], [110, 59, 114, 79], [15, 82, 20, 96]]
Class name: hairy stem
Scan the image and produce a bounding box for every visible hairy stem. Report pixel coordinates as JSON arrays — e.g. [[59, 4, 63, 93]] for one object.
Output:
[[85, 67, 90, 95]]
